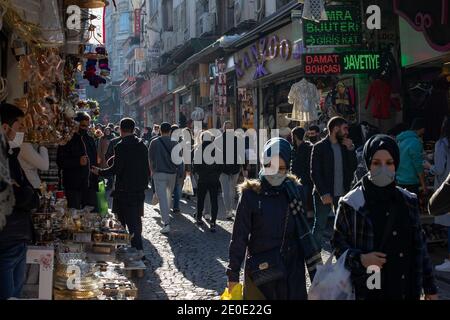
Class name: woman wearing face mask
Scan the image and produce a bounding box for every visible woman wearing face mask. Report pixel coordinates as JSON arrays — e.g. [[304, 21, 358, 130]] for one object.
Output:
[[227, 138, 322, 300], [331, 134, 438, 300]]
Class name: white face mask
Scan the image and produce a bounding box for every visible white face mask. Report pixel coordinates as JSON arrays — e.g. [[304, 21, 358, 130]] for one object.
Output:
[[8, 131, 24, 149], [369, 165, 395, 187], [260, 168, 287, 187]]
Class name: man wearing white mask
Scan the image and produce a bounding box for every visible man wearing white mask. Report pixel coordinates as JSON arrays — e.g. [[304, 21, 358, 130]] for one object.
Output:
[[0, 103, 39, 299]]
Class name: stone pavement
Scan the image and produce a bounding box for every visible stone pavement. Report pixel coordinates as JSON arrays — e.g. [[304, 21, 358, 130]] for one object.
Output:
[[134, 194, 450, 300]]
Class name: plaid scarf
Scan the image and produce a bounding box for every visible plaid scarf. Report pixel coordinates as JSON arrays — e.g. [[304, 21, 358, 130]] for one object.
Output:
[[260, 176, 323, 279]]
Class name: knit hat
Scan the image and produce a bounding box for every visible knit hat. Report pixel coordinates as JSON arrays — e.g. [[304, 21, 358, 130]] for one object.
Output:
[[363, 134, 400, 170], [263, 137, 292, 166]]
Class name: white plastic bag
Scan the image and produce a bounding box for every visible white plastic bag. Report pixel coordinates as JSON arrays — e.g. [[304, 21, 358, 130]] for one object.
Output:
[[308, 250, 355, 300], [182, 175, 194, 196]]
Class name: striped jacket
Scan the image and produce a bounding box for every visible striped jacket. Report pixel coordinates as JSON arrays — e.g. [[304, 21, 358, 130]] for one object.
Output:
[[331, 184, 437, 299]]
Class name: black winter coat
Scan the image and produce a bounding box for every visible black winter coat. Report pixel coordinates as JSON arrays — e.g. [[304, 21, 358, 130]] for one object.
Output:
[[310, 137, 357, 197], [100, 135, 150, 199], [291, 141, 313, 186], [57, 132, 98, 191], [193, 141, 224, 184]]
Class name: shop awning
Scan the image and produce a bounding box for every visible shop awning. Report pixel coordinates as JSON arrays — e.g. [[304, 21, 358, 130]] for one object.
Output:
[[176, 35, 242, 72], [157, 38, 216, 75]]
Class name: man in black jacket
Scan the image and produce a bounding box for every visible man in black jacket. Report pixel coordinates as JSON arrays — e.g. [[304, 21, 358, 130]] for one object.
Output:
[[92, 118, 150, 257], [57, 112, 98, 210], [291, 127, 313, 207], [0, 103, 39, 299], [310, 117, 357, 249]]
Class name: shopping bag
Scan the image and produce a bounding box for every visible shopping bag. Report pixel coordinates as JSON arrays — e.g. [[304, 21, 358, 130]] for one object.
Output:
[[96, 180, 109, 217], [220, 283, 243, 300], [182, 175, 194, 196], [308, 250, 354, 300], [151, 193, 159, 205]]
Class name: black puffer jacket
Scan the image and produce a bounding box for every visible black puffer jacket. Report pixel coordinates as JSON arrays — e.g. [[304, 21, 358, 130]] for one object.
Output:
[[0, 147, 39, 249], [291, 141, 313, 186]]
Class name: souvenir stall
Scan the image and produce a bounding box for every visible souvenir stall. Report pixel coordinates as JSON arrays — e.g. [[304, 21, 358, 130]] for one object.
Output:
[[0, 0, 145, 300]]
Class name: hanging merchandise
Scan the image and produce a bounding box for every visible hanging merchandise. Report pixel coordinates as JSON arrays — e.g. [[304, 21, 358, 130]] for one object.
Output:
[[191, 107, 205, 121], [288, 78, 320, 122], [302, 0, 328, 22], [38, 0, 64, 47], [64, 0, 107, 9], [0, 1, 7, 31], [0, 76, 8, 102], [365, 79, 401, 120], [325, 82, 356, 122]]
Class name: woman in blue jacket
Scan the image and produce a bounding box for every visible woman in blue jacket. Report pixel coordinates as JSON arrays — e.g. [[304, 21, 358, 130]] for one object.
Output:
[[226, 138, 321, 300]]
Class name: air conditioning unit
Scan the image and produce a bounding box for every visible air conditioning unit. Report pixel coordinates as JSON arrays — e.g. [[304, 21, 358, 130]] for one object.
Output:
[[234, 0, 257, 27], [198, 13, 215, 37]]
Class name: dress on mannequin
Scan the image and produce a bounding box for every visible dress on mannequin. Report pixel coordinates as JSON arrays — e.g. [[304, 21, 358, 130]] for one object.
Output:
[[288, 78, 320, 122]]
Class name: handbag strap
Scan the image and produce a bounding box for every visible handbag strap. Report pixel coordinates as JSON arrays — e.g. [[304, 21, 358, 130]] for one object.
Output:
[[279, 208, 290, 254], [159, 138, 172, 156]]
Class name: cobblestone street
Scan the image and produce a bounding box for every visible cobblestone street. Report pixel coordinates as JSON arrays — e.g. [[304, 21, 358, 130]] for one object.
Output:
[[131, 193, 450, 300]]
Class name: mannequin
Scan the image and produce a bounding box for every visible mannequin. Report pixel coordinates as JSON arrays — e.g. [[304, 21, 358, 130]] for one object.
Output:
[[288, 78, 320, 122], [325, 82, 355, 122]]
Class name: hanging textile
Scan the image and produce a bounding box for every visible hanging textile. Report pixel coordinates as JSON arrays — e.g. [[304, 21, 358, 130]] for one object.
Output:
[[302, 0, 328, 22], [288, 78, 320, 122]]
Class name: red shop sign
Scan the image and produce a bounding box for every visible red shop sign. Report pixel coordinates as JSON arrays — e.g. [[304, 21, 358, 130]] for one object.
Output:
[[303, 54, 342, 75]]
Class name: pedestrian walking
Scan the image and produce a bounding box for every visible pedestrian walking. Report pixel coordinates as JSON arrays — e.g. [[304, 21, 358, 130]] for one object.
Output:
[[149, 122, 178, 234], [219, 121, 242, 220], [57, 112, 99, 210], [193, 131, 223, 232], [310, 116, 357, 249], [331, 134, 438, 300], [91, 118, 150, 258], [227, 137, 321, 300], [396, 118, 427, 196], [290, 127, 313, 206], [171, 124, 184, 214], [0, 103, 39, 299]]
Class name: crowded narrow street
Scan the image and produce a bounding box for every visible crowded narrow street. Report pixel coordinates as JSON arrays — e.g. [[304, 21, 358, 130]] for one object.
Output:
[[133, 194, 450, 300]]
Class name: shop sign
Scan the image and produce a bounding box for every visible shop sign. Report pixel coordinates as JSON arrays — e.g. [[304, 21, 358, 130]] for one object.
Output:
[[303, 54, 342, 75], [134, 9, 141, 37], [303, 6, 362, 47], [394, 0, 450, 52], [234, 23, 303, 86], [303, 53, 381, 75], [342, 53, 381, 73]]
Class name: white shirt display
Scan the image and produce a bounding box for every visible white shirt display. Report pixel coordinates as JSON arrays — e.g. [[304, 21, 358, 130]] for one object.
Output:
[[288, 79, 320, 122]]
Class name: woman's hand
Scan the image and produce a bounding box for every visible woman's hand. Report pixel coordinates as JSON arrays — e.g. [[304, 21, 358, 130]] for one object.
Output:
[[228, 281, 239, 292], [360, 252, 387, 269]]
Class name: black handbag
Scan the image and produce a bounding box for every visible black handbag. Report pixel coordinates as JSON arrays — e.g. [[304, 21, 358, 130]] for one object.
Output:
[[246, 209, 290, 287]]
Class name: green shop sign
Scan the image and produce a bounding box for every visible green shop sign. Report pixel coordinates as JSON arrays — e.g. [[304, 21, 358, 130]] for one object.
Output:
[[303, 6, 362, 47], [342, 53, 380, 73]]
